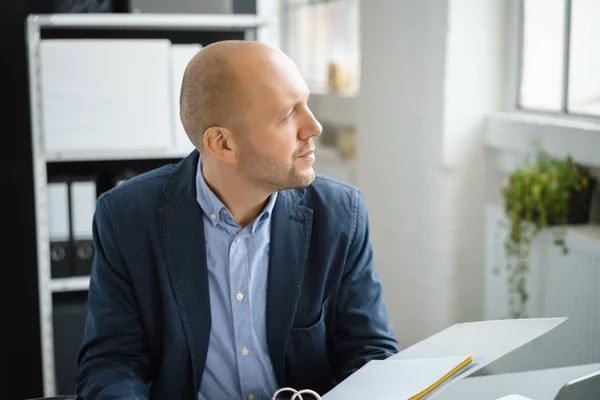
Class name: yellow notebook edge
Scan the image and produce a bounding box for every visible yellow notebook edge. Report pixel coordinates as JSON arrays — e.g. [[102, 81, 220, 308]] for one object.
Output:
[[408, 355, 474, 400]]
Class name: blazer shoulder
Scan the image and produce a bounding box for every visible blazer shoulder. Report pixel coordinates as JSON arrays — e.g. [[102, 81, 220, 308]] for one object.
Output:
[[303, 173, 362, 212], [99, 163, 176, 205]]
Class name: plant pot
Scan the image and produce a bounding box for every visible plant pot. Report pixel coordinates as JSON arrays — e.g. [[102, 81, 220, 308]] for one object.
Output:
[[560, 178, 596, 225], [548, 178, 598, 226], [518, 178, 597, 226]]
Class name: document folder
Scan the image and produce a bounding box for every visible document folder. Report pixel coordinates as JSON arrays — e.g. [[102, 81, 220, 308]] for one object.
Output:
[[311, 317, 567, 400], [48, 181, 71, 278], [71, 180, 97, 276]]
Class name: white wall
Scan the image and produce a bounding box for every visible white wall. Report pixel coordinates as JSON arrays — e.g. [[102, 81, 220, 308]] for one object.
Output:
[[355, 0, 506, 346], [357, 0, 450, 346]]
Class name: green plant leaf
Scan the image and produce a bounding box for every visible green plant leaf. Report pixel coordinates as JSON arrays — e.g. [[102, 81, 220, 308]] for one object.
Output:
[[499, 151, 593, 319]]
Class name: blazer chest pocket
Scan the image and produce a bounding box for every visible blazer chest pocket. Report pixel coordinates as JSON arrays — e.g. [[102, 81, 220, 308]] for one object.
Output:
[[291, 296, 331, 341], [287, 297, 333, 392]]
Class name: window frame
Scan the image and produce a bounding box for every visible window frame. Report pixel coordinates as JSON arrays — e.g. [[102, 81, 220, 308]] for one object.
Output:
[[483, 0, 600, 173], [513, 0, 600, 120]]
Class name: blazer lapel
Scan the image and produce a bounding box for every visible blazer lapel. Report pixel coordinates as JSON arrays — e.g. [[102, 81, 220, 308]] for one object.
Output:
[[267, 189, 313, 384], [159, 151, 210, 395]]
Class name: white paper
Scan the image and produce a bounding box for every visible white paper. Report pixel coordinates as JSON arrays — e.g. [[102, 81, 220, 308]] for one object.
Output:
[[322, 356, 478, 400], [390, 317, 568, 378]]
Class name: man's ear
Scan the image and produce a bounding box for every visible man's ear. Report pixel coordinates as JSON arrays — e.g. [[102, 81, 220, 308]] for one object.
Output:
[[203, 126, 238, 164]]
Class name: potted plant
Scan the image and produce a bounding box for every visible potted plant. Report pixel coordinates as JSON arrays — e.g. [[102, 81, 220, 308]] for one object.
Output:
[[500, 152, 596, 318]]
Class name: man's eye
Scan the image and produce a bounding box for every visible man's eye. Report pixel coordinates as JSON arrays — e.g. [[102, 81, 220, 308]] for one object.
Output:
[[282, 109, 294, 120]]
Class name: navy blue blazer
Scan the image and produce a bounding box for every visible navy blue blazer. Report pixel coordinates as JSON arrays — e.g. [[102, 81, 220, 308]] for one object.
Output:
[[76, 150, 401, 400]]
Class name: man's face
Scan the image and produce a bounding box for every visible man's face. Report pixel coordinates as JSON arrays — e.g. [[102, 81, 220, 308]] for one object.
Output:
[[232, 52, 322, 192]]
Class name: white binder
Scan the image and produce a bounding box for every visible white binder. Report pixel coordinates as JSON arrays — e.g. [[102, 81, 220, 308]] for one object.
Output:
[[47, 182, 70, 243], [71, 180, 96, 243], [271, 317, 567, 400]]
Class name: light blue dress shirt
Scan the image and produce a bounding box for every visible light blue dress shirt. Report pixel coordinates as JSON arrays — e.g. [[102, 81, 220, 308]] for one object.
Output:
[[196, 157, 279, 400]]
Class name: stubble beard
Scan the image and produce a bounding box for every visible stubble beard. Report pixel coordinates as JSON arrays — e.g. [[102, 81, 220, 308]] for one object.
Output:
[[238, 144, 316, 193]]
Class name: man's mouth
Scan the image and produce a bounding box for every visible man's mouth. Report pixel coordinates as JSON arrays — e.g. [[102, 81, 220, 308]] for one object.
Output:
[[298, 149, 316, 161]]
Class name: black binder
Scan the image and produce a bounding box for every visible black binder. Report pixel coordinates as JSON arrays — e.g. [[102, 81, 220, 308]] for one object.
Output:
[[47, 177, 97, 278]]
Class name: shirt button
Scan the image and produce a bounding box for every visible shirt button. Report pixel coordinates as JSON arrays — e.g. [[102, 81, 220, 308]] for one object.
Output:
[[247, 395, 255, 400], [236, 292, 244, 301], [235, 237, 241, 243], [241, 346, 249, 356], [210, 213, 216, 221]]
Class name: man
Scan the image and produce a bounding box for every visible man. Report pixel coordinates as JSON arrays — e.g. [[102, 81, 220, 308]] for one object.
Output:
[[75, 40, 401, 400]]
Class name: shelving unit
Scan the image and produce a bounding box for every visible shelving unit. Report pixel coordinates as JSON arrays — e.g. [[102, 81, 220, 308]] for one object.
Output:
[[49, 276, 91, 293], [26, 12, 274, 397]]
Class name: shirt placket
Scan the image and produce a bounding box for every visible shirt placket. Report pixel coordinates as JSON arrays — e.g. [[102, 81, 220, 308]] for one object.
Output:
[[229, 228, 256, 398]]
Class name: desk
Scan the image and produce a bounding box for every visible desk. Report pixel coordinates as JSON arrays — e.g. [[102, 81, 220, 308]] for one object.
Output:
[[437, 363, 600, 400]]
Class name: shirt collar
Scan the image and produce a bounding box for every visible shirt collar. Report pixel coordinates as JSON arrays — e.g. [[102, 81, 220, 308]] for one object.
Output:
[[195, 156, 277, 230]]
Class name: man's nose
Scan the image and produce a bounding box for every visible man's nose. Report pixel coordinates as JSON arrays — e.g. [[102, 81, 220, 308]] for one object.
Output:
[[299, 109, 322, 139]]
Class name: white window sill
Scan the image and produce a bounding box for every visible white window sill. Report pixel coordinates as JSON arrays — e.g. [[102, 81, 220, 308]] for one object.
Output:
[[485, 111, 600, 171]]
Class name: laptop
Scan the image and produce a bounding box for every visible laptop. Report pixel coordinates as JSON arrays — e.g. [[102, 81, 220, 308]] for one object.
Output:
[[553, 369, 600, 400], [496, 369, 600, 400]]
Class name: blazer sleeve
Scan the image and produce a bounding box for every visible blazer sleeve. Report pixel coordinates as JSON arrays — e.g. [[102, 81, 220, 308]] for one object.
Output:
[[75, 196, 150, 400], [332, 189, 402, 380]]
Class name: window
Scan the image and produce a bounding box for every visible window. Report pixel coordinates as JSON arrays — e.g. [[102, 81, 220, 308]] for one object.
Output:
[[281, 0, 360, 96], [518, 0, 600, 117]]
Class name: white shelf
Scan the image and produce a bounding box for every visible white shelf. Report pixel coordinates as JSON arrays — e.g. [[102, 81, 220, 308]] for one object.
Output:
[[50, 276, 90, 293], [45, 148, 192, 162], [32, 13, 275, 31]]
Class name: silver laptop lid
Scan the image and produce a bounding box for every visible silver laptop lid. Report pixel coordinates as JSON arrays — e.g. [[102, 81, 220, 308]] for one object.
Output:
[[554, 369, 600, 400]]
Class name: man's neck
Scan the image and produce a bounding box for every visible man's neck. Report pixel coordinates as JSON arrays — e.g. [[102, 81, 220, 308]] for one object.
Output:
[[201, 161, 271, 227]]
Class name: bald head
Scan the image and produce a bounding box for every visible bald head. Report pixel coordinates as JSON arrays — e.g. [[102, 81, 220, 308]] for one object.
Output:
[[179, 40, 285, 150]]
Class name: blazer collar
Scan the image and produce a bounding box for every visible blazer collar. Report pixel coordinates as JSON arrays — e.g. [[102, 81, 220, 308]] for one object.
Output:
[[161, 150, 199, 204], [159, 149, 313, 388]]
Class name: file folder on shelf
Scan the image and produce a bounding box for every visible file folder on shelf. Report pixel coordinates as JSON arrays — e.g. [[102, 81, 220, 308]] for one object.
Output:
[[272, 317, 567, 400], [48, 182, 71, 278], [47, 177, 98, 278], [71, 179, 97, 276]]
